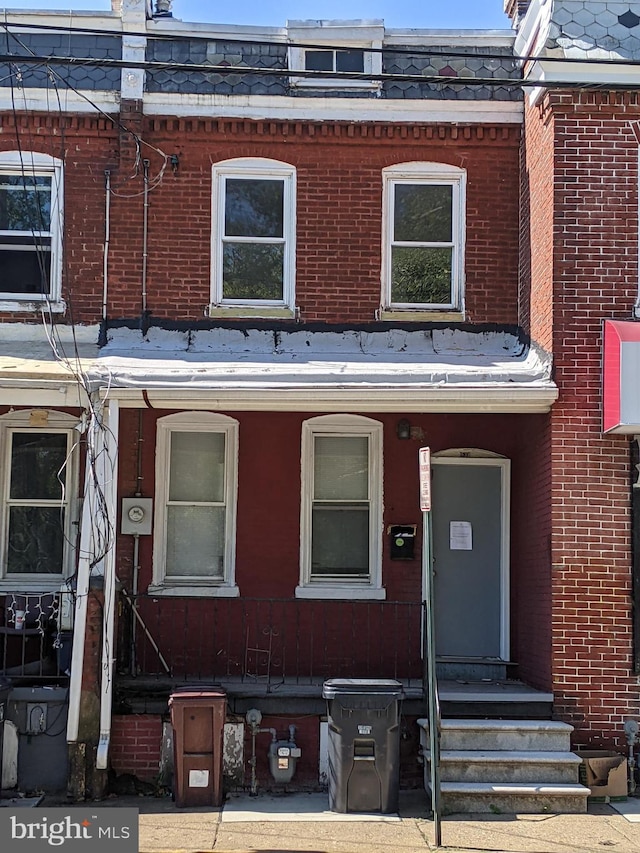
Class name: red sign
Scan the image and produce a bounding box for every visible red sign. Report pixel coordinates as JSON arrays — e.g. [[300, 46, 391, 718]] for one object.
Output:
[[419, 447, 431, 512]]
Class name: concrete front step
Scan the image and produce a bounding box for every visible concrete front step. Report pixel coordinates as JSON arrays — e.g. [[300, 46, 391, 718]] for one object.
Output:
[[426, 750, 582, 784], [431, 781, 589, 815], [428, 719, 574, 752]]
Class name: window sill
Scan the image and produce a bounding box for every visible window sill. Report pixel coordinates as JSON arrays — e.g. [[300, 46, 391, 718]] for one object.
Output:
[[0, 578, 64, 594], [295, 585, 386, 601], [379, 309, 465, 322], [207, 305, 297, 320], [289, 77, 381, 91], [0, 299, 66, 314], [147, 583, 240, 598]]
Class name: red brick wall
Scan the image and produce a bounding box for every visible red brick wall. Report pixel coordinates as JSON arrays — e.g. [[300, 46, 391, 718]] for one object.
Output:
[[0, 113, 117, 324], [0, 114, 520, 327], [511, 414, 553, 690], [525, 91, 640, 747], [115, 407, 550, 685], [140, 118, 521, 325], [520, 96, 555, 350], [110, 714, 162, 781]]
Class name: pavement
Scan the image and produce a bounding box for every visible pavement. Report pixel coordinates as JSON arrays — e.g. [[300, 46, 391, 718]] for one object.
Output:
[[36, 790, 640, 853]]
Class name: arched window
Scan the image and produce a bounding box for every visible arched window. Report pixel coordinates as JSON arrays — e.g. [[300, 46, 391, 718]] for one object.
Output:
[[210, 158, 296, 313], [298, 414, 384, 600], [382, 161, 466, 313], [0, 151, 64, 308], [151, 412, 239, 596]]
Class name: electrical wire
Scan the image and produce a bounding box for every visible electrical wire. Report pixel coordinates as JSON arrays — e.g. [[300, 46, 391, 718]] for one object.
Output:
[[4, 16, 640, 70]]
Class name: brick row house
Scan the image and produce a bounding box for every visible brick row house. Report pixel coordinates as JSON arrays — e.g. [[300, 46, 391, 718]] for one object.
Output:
[[0, 0, 636, 808]]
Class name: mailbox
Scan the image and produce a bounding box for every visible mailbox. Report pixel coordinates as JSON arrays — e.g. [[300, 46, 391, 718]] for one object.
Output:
[[388, 525, 416, 560]]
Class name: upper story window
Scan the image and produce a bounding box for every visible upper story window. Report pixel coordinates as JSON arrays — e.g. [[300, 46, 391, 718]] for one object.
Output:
[[0, 151, 63, 308], [210, 159, 296, 315], [288, 20, 383, 91], [0, 410, 78, 589], [297, 415, 384, 600], [305, 48, 364, 74], [382, 162, 466, 314], [151, 412, 239, 597]]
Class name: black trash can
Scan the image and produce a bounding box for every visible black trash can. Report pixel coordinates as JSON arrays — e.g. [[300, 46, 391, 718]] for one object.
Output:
[[322, 678, 403, 814], [0, 676, 12, 792]]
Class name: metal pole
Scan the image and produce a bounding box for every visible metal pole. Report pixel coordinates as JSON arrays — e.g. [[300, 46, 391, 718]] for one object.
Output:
[[423, 508, 441, 847]]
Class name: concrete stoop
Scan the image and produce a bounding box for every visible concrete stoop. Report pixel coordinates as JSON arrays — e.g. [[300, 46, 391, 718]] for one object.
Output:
[[418, 718, 590, 814]]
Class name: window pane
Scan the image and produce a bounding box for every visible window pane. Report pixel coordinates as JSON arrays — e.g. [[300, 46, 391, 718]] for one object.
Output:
[[10, 433, 67, 500], [0, 242, 51, 294], [314, 436, 368, 501], [305, 50, 333, 71], [394, 184, 452, 243], [336, 49, 364, 72], [223, 243, 284, 301], [225, 179, 284, 238], [0, 175, 52, 232], [169, 432, 225, 503], [166, 505, 225, 578], [391, 246, 452, 305], [7, 506, 64, 574], [311, 505, 369, 576]]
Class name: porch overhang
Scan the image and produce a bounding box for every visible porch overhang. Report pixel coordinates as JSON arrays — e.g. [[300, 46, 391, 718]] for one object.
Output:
[[0, 330, 98, 408], [92, 327, 557, 414], [603, 319, 640, 433]]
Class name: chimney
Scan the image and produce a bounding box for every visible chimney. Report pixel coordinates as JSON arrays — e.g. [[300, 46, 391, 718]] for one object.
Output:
[[504, 0, 532, 26], [154, 0, 173, 16]]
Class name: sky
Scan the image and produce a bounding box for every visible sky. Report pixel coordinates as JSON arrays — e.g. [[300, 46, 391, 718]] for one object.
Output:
[[3, 1, 512, 30]]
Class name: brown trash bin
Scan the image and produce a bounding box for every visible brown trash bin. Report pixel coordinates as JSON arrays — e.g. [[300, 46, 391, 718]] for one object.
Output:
[[169, 686, 227, 808]]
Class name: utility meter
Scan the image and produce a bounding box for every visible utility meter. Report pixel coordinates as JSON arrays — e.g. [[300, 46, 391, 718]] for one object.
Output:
[[121, 497, 153, 535]]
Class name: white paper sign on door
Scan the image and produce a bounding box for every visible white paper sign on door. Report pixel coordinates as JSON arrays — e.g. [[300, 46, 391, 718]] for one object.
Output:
[[450, 521, 472, 551]]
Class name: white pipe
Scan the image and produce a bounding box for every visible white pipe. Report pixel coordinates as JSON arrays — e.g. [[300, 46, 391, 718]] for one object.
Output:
[[97, 398, 120, 770], [141, 159, 149, 314], [102, 171, 111, 321]]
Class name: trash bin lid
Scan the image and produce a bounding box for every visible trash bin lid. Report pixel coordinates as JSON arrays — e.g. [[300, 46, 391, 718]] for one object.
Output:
[[169, 684, 226, 705], [322, 678, 403, 699]]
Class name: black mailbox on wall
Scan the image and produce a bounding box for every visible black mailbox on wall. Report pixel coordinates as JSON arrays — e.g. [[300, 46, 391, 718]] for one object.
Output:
[[388, 525, 417, 560]]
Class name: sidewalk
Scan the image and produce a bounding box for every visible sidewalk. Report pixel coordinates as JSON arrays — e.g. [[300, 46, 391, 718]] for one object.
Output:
[[54, 790, 640, 853]]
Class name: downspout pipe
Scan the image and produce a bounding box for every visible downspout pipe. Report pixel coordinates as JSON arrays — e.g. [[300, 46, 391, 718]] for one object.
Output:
[[102, 170, 111, 321], [97, 398, 120, 770]]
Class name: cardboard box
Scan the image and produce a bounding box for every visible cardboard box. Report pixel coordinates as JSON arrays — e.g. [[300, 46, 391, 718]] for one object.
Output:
[[576, 750, 628, 801]]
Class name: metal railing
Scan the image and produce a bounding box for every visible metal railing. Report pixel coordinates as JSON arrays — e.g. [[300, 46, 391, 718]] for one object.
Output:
[[117, 595, 424, 689]]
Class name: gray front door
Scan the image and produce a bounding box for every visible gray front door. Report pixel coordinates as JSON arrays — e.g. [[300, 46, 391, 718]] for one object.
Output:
[[431, 458, 509, 659]]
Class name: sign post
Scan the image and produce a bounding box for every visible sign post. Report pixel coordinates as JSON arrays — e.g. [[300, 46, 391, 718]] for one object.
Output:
[[419, 447, 441, 847]]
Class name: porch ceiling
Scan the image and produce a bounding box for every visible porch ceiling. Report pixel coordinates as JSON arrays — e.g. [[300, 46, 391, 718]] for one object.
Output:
[[92, 327, 557, 413]]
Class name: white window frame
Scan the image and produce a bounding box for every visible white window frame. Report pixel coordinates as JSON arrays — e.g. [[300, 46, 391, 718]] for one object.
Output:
[[0, 410, 78, 591], [150, 411, 239, 597], [210, 158, 296, 316], [297, 414, 384, 600], [287, 20, 383, 91], [381, 162, 466, 314], [0, 151, 64, 311]]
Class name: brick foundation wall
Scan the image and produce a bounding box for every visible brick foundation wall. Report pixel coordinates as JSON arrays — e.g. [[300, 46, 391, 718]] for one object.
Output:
[[110, 714, 163, 782]]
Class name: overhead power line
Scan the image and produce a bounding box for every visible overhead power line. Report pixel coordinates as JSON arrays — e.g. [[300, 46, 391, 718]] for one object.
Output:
[[2, 17, 640, 69], [0, 50, 638, 91]]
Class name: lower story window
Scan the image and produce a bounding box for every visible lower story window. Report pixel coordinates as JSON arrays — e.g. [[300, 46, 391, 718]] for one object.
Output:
[[0, 411, 78, 584], [299, 415, 383, 598], [153, 412, 238, 592]]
